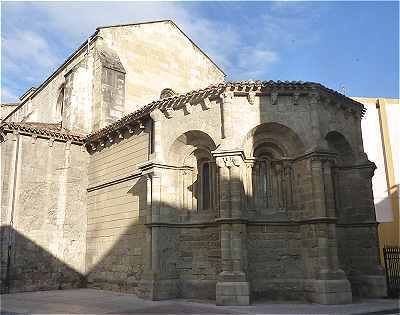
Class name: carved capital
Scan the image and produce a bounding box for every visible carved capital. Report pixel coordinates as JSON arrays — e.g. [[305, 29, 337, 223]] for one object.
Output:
[[216, 156, 243, 168]]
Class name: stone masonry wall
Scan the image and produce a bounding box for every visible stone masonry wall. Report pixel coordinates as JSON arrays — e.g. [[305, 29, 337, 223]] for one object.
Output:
[[247, 224, 304, 300], [0, 133, 88, 293], [177, 227, 221, 299], [86, 126, 150, 293]]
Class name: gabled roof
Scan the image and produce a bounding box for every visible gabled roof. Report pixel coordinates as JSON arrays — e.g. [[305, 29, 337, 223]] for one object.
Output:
[[0, 122, 86, 144], [96, 20, 225, 76], [86, 80, 366, 143]]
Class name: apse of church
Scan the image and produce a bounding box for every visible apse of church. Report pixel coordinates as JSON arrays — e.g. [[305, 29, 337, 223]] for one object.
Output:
[[1, 21, 387, 306]]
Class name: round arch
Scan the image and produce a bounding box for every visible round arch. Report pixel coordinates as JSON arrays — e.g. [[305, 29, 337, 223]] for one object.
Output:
[[324, 130, 354, 162], [242, 122, 305, 159], [168, 130, 217, 166]]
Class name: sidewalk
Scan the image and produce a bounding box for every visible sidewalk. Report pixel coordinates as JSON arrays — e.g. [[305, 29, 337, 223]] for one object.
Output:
[[1, 289, 399, 314]]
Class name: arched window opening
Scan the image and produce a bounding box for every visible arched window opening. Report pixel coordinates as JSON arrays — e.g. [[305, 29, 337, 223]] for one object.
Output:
[[182, 150, 215, 212], [201, 162, 211, 210], [260, 159, 268, 200], [56, 86, 65, 126], [251, 143, 294, 211]]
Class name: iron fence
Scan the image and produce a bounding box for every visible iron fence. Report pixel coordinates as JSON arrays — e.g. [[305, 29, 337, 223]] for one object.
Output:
[[383, 246, 400, 298]]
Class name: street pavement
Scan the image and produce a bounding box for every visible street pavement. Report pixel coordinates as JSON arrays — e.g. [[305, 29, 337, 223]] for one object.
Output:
[[1, 289, 399, 314]]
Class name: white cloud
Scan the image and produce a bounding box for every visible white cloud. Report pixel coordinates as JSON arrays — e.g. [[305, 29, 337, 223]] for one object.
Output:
[[236, 49, 279, 79], [1, 86, 18, 104], [1, 1, 324, 100]]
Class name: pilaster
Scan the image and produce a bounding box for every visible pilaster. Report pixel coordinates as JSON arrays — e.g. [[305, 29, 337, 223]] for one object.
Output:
[[138, 164, 179, 300], [302, 153, 352, 304], [213, 150, 250, 305], [335, 160, 387, 297]]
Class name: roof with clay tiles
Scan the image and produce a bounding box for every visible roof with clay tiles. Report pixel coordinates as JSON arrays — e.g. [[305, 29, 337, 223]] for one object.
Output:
[[0, 122, 86, 143], [85, 80, 365, 143]]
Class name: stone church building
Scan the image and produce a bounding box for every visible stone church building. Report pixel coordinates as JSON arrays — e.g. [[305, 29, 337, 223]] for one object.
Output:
[[1, 20, 386, 305]]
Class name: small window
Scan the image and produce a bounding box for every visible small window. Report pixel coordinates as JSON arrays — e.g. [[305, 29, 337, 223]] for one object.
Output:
[[56, 87, 64, 125], [260, 160, 268, 196]]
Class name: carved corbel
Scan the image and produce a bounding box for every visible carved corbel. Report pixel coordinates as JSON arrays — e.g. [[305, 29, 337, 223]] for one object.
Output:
[[65, 140, 71, 150], [293, 92, 300, 105], [138, 121, 146, 130], [99, 139, 105, 147], [247, 91, 256, 105], [117, 130, 124, 139], [126, 124, 134, 134], [90, 142, 97, 151], [271, 91, 279, 105], [48, 137, 55, 147], [0, 131, 6, 142], [309, 92, 320, 105], [12, 130, 19, 141], [31, 134, 38, 144], [201, 97, 212, 110], [183, 103, 192, 115], [162, 107, 173, 119], [220, 91, 234, 104], [108, 134, 114, 143], [150, 109, 164, 122]]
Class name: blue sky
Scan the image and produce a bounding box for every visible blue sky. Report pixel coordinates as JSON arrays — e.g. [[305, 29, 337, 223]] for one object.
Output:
[[1, 1, 398, 103]]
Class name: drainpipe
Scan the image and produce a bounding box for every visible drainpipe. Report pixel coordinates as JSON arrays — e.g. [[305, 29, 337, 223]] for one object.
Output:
[[5, 131, 20, 293]]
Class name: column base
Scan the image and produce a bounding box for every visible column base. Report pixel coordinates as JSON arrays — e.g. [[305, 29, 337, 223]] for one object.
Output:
[[349, 274, 387, 298], [216, 281, 250, 305], [304, 279, 352, 304]]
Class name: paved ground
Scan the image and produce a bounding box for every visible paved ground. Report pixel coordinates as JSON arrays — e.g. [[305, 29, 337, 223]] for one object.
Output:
[[0, 289, 399, 314]]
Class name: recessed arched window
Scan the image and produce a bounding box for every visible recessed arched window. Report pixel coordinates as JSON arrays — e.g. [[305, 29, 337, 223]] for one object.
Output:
[[56, 85, 65, 125], [201, 162, 210, 210], [260, 160, 268, 196]]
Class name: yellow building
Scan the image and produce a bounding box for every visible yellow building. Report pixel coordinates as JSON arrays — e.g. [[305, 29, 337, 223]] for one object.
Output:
[[352, 97, 400, 263]]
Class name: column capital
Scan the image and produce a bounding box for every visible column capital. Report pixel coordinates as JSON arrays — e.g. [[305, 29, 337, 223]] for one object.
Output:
[[212, 150, 245, 168]]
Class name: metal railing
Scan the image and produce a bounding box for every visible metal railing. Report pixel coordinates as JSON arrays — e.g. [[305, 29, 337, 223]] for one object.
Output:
[[383, 246, 400, 298]]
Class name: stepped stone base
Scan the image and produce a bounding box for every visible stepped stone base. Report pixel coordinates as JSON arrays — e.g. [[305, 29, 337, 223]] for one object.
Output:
[[304, 279, 352, 304], [216, 281, 250, 305]]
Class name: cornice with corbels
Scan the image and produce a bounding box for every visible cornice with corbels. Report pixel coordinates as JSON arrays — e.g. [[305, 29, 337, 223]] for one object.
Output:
[[85, 119, 147, 152], [84, 81, 366, 148]]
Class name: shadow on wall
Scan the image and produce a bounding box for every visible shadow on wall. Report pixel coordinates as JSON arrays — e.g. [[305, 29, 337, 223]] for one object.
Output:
[[0, 124, 385, 302], [0, 225, 86, 294]]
